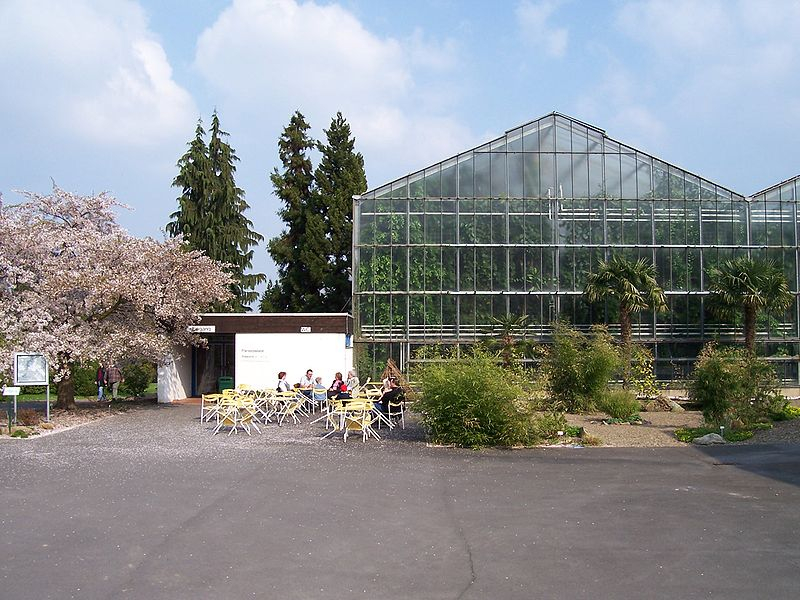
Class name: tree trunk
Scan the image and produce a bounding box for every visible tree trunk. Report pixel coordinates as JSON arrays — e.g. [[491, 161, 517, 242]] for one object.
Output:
[[744, 304, 757, 354], [55, 375, 76, 409], [620, 307, 633, 388]]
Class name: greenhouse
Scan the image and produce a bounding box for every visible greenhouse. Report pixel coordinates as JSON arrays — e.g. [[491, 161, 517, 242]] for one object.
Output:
[[353, 112, 800, 382]]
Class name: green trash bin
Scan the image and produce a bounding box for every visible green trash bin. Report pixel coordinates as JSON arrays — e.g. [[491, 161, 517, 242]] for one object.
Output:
[[218, 376, 234, 392]]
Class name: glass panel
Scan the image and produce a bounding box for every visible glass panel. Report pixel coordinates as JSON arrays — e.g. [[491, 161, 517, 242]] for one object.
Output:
[[408, 171, 425, 198], [589, 153, 604, 198], [605, 153, 621, 199], [392, 246, 407, 291], [475, 214, 492, 244], [572, 154, 589, 198], [459, 247, 475, 290], [636, 156, 652, 198], [441, 214, 456, 244], [572, 199, 590, 244], [507, 127, 523, 152], [590, 199, 604, 244], [409, 214, 423, 244], [587, 129, 603, 152], [475, 248, 493, 290], [425, 213, 441, 244], [374, 214, 391, 244], [540, 153, 555, 198], [556, 154, 572, 199], [685, 174, 700, 200], [620, 153, 637, 198], [391, 180, 407, 198], [441, 159, 457, 197], [490, 137, 506, 152], [459, 213, 475, 243], [491, 152, 507, 197], [604, 139, 620, 153], [510, 248, 526, 290], [508, 153, 523, 197], [442, 247, 457, 291], [686, 200, 700, 244], [492, 247, 507, 290], [425, 166, 441, 197], [457, 154, 474, 198], [522, 122, 539, 152], [637, 201, 653, 245], [607, 200, 623, 244], [558, 199, 574, 243], [652, 161, 669, 198], [555, 116, 571, 151], [539, 118, 555, 152], [669, 169, 685, 199], [572, 124, 589, 153], [491, 214, 506, 244], [474, 153, 490, 197], [460, 295, 475, 327], [359, 213, 375, 245], [523, 153, 540, 198]]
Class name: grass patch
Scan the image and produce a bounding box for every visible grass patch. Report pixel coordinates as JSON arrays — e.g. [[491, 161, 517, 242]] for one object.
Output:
[[674, 426, 760, 443]]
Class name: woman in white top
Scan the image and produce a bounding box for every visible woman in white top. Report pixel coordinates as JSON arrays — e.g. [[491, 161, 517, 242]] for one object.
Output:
[[345, 369, 359, 391]]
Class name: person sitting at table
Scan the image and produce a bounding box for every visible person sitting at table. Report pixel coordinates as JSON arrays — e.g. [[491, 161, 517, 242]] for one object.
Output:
[[277, 371, 291, 392], [312, 376, 328, 406], [378, 376, 404, 419], [345, 369, 359, 392], [327, 372, 344, 399], [298, 369, 314, 398]]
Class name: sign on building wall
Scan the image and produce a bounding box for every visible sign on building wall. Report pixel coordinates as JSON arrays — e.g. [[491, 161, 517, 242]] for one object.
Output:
[[235, 333, 353, 389]]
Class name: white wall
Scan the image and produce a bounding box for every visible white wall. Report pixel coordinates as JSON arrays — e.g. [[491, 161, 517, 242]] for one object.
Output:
[[235, 333, 353, 389]]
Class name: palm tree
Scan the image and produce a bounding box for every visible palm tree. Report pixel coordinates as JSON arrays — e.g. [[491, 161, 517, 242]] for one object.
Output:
[[706, 256, 794, 353], [486, 314, 534, 368], [584, 255, 668, 351]]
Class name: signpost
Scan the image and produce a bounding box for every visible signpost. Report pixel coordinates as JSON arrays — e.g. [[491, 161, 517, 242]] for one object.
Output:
[[12, 352, 50, 422], [1, 385, 21, 425]]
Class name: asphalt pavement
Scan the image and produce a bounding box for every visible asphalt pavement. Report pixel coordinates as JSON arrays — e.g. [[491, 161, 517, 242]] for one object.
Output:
[[1, 403, 798, 600]]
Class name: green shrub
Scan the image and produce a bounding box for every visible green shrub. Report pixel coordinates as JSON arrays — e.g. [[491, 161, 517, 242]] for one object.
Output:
[[533, 412, 568, 440], [772, 404, 800, 421], [597, 389, 641, 419], [675, 426, 756, 443], [72, 362, 100, 397], [629, 345, 661, 399], [412, 349, 536, 448], [688, 343, 784, 426], [121, 361, 156, 398], [542, 324, 622, 412]]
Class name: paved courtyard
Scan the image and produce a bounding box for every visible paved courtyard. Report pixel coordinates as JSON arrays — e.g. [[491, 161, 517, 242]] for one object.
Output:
[[1, 403, 799, 599]]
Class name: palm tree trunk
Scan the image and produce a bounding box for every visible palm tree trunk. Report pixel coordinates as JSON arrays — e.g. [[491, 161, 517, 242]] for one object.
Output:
[[744, 305, 757, 354], [620, 307, 633, 388]]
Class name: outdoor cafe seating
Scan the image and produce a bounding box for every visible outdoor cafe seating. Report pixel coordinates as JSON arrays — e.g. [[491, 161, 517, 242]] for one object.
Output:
[[200, 381, 406, 442]]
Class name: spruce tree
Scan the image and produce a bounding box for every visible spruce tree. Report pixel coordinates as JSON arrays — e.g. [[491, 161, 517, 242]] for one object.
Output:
[[167, 111, 264, 311], [262, 111, 328, 312], [314, 112, 367, 312]]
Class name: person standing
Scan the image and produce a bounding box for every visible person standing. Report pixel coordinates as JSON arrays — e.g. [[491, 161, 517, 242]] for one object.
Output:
[[95, 364, 107, 402], [106, 364, 123, 400]]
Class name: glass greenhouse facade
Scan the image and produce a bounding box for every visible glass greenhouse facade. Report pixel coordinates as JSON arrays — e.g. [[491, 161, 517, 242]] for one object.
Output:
[[353, 113, 800, 382]]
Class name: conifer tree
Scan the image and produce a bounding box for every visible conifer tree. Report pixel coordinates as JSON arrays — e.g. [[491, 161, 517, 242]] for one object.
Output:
[[314, 112, 367, 312], [262, 111, 328, 312], [168, 111, 264, 311]]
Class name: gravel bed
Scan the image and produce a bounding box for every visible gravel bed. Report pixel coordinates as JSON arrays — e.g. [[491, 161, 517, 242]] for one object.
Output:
[[3, 398, 800, 447]]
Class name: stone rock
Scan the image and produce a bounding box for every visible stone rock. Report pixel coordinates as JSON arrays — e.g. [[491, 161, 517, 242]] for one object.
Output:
[[642, 398, 671, 412], [39, 422, 55, 430], [668, 400, 685, 412], [692, 433, 726, 445]]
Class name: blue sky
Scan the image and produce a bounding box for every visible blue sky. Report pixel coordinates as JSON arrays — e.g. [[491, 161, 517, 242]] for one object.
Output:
[[2, 0, 799, 282]]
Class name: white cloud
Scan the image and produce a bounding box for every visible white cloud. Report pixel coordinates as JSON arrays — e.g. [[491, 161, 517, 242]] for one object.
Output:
[[516, 0, 569, 58], [193, 0, 476, 187], [0, 0, 196, 146]]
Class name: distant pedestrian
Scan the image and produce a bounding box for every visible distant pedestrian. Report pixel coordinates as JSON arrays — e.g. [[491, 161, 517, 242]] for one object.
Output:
[[106, 364, 123, 400], [95, 364, 107, 401]]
